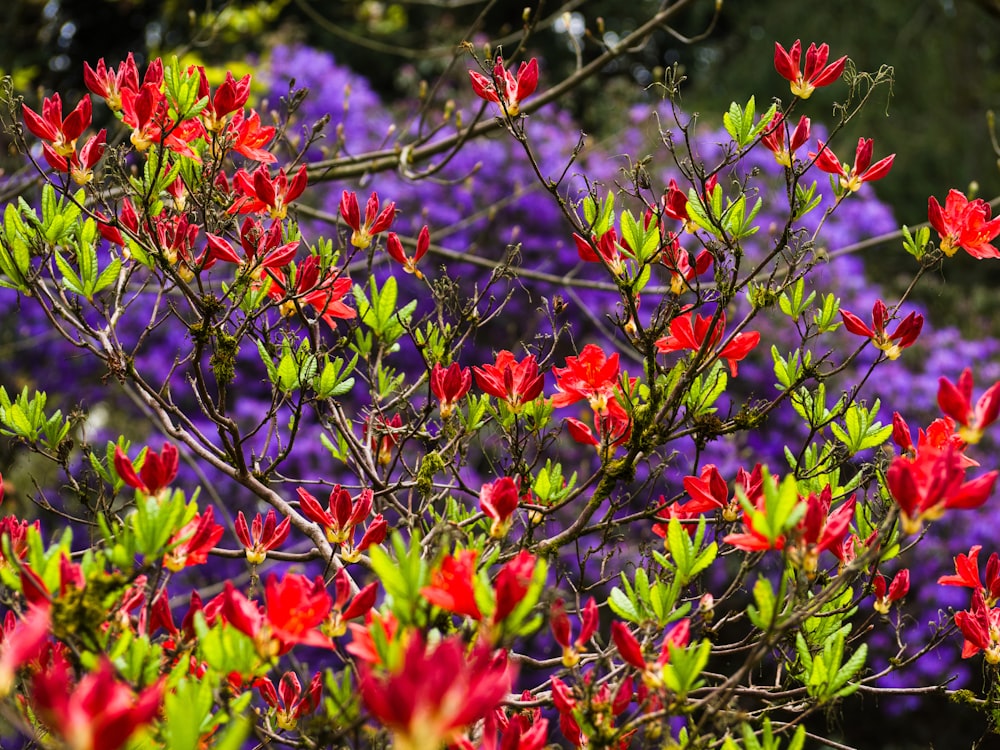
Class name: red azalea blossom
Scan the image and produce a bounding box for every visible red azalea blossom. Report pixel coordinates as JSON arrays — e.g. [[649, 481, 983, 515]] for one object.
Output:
[[573, 228, 628, 276], [113, 442, 179, 496], [235, 509, 292, 565], [386, 225, 430, 278], [928, 189, 1000, 259], [265, 256, 355, 328], [0, 604, 50, 697], [886, 441, 999, 534], [811, 137, 895, 193], [297, 484, 376, 552], [22, 93, 92, 158], [479, 477, 521, 538], [840, 299, 923, 360], [31, 654, 163, 750], [761, 112, 811, 168], [551, 344, 627, 415], [655, 309, 761, 377], [774, 40, 847, 99], [223, 573, 334, 657], [939, 545, 1000, 607], [226, 109, 277, 163], [193, 67, 251, 133], [421, 549, 483, 621], [550, 597, 598, 667], [955, 589, 1000, 663], [661, 241, 713, 296], [473, 350, 545, 412], [359, 634, 513, 750], [937, 368, 1000, 444], [662, 176, 719, 232], [230, 165, 308, 220], [340, 190, 396, 249], [325, 569, 378, 638], [163, 506, 224, 572], [493, 550, 536, 624], [873, 569, 910, 614], [565, 407, 632, 456], [430, 362, 472, 419], [256, 671, 322, 731], [469, 57, 539, 116]]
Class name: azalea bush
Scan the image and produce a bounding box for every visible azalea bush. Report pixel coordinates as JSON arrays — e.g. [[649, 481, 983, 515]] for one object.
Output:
[[3, 3, 1000, 749]]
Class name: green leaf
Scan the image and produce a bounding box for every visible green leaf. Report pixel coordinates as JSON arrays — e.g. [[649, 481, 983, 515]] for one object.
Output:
[[608, 586, 640, 623]]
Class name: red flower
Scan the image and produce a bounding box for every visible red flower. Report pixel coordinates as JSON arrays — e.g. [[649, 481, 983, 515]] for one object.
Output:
[[386, 225, 430, 278], [939, 545, 1000, 607], [761, 112, 811, 168], [886, 442, 998, 534], [929, 189, 1000, 259], [163, 506, 224, 572], [265, 256, 355, 328], [298, 484, 373, 545], [113, 442, 179, 497], [479, 477, 521, 538], [235, 509, 291, 565], [573, 228, 627, 276], [811, 137, 895, 193], [193, 67, 251, 132], [550, 597, 598, 667], [955, 589, 1000, 662], [493, 550, 536, 624], [421, 549, 483, 621], [83, 53, 142, 112], [774, 40, 847, 99], [655, 309, 760, 377], [31, 655, 163, 750], [469, 57, 539, 116], [430, 362, 472, 419], [840, 299, 923, 361], [787, 487, 856, 577], [662, 176, 719, 232], [611, 621, 647, 671], [226, 109, 277, 163], [473, 350, 545, 412], [256, 671, 322, 731], [120, 81, 201, 157], [661, 241, 713, 296], [938, 368, 1000, 444], [230, 165, 308, 220], [565, 407, 632, 456], [0, 604, 50, 696], [359, 634, 513, 749], [325, 568, 377, 637], [682, 464, 731, 516], [551, 344, 625, 415], [22, 93, 92, 158], [222, 573, 334, 657], [340, 190, 396, 249]]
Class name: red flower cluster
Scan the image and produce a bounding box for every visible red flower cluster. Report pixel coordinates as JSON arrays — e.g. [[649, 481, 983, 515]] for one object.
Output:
[[928, 189, 1000, 259]]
